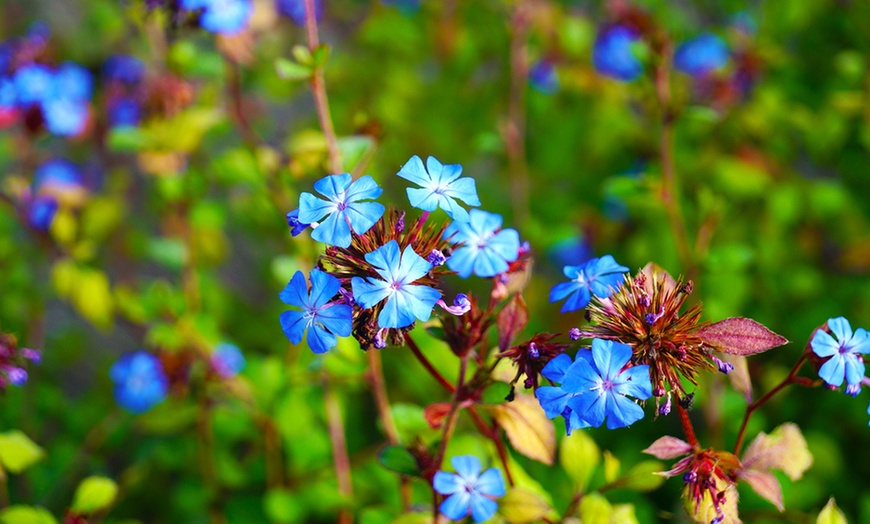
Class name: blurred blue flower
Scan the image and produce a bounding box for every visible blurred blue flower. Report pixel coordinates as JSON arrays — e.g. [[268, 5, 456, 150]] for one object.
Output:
[[13, 64, 54, 105], [280, 269, 353, 354], [181, 0, 253, 35], [397, 155, 480, 221], [561, 339, 651, 429], [110, 351, 169, 414], [529, 59, 559, 94], [52, 62, 93, 101], [211, 342, 246, 378], [548, 236, 593, 269], [443, 209, 520, 278], [276, 0, 325, 26], [433, 455, 505, 522], [25, 196, 57, 231], [103, 55, 146, 84], [34, 159, 85, 201], [42, 97, 89, 136], [535, 353, 592, 435], [108, 97, 141, 127], [593, 26, 643, 81], [351, 240, 440, 329], [298, 173, 385, 248], [811, 317, 870, 388], [674, 33, 729, 77], [550, 255, 629, 313]]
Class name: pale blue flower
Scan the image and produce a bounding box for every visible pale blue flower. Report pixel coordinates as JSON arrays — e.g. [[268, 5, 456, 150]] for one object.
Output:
[[351, 240, 441, 329], [443, 209, 520, 278], [280, 269, 353, 354], [298, 173, 385, 248], [811, 317, 870, 388], [550, 255, 629, 313], [593, 26, 643, 81], [674, 33, 729, 77], [561, 339, 651, 429], [397, 155, 480, 221], [433, 456, 505, 522], [211, 342, 246, 378]]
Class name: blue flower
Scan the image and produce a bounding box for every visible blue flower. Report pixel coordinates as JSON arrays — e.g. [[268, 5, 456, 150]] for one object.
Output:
[[298, 173, 385, 248], [280, 269, 353, 354], [674, 33, 729, 77], [549, 255, 629, 313], [351, 240, 441, 329], [397, 155, 480, 222], [433, 456, 505, 523], [42, 97, 89, 136], [13, 64, 54, 105], [443, 209, 520, 278], [529, 59, 559, 94], [535, 353, 592, 435], [593, 26, 643, 81], [561, 339, 651, 429], [811, 317, 870, 388], [25, 196, 57, 231], [181, 0, 253, 35], [110, 351, 169, 414], [276, 0, 325, 26], [103, 55, 145, 85], [52, 63, 93, 101], [211, 342, 246, 378], [34, 159, 85, 201], [285, 209, 310, 236], [108, 97, 141, 127]]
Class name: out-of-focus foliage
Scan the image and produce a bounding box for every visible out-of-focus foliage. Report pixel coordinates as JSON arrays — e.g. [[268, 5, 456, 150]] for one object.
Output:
[[1, 0, 869, 522]]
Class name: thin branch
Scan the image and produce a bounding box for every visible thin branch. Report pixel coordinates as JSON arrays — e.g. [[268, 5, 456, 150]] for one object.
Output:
[[505, 3, 531, 225], [432, 355, 468, 522], [405, 333, 455, 393], [323, 374, 353, 524], [303, 0, 342, 174]]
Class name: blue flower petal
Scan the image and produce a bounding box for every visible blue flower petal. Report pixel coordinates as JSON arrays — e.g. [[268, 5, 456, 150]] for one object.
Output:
[[364, 239, 402, 281], [350, 277, 391, 309], [314, 173, 351, 200], [569, 389, 606, 428], [440, 492, 472, 521], [604, 394, 645, 429], [308, 268, 341, 309], [617, 364, 652, 399], [298, 191, 336, 223], [541, 353, 574, 382], [279, 309, 306, 344], [433, 471, 463, 495], [317, 304, 353, 338], [828, 317, 853, 342], [379, 291, 419, 328], [345, 174, 384, 202], [444, 245, 476, 278], [536, 386, 573, 418], [279, 271, 310, 307], [311, 210, 352, 247], [811, 330, 839, 358], [844, 355, 866, 386], [469, 493, 498, 523], [452, 455, 481, 479], [475, 468, 506, 497], [398, 245, 433, 282], [307, 323, 337, 354], [818, 356, 846, 387]]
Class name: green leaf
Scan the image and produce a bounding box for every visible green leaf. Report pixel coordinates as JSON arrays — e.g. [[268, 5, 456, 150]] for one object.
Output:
[[559, 429, 600, 491], [106, 126, 150, 152], [291, 45, 313, 66], [491, 394, 555, 465], [603, 451, 620, 484], [617, 461, 665, 492], [578, 492, 611, 523], [312, 44, 331, 68], [275, 58, 312, 81], [0, 506, 57, 524], [72, 268, 115, 330], [71, 476, 118, 514], [264, 489, 302, 523], [377, 446, 421, 477], [498, 487, 553, 523], [816, 498, 848, 524], [482, 381, 512, 404], [0, 431, 45, 474]]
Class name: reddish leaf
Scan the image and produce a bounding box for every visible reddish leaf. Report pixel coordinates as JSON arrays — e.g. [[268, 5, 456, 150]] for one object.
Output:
[[739, 469, 784, 511], [698, 317, 788, 356], [423, 403, 451, 429], [642, 436, 693, 460], [497, 293, 528, 352]]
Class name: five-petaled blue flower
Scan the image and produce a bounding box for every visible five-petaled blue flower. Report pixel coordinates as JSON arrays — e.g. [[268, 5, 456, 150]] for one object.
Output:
[[299, 173, 385, 248], [560, 339, 651, 429], [443, 209, 520, 278], [351, 240, 441, 329], [433, 455, 506, 523], [110, 351, 169, 414], [593, 25, 643, 81], [535, 352, 592, 435], [211, 342, 247, 378], [550, 255, 629, 313], [280, 269, 353, 354], [811, 317, 870, 388], [674, 33, 729, 77], [397, 155, 481, 222], [181, 0, 253, 35]]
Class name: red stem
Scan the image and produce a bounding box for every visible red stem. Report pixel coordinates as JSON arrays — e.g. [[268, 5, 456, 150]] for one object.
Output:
[[468, 408, 514, 486], [677, 404, 699, 448], [303, 0, 342, 174], [406, 333, 455, 393]]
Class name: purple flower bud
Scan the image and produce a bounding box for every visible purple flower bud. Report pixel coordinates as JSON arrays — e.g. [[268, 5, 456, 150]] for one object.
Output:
[[528, 342, 540, 359], [683, 470, 698, 484], [653, 385, 666, 397], [711, 356, 733, 375], [569, 327, 581, 341], [638, 292, 652, 307], [498, 273, 509, 284], [374, 329, 387, 349], [338, 287, 356, 307], [395, 211, 405, 233], [644, 312, 658, 325], [286, 209, 310, 236], [427, 249, 447, 266], [659, 396, 672, 416], [711, 517, 724, 524], [21, 348, 41, 363], [437, 294, 471, 316], [6, 367, 27, 386]]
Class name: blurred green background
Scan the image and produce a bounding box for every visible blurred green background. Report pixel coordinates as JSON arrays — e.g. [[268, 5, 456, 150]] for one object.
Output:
[[1, 0, 869, 522]]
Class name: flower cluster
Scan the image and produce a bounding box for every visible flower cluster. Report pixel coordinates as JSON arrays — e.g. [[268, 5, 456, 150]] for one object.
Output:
[[0, 331, 41, 391], [281, 155, 522, 353]]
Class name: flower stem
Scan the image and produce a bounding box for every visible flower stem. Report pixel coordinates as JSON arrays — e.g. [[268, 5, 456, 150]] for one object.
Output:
[[323, 373, 353, 524], [303, 0, 342, 175], [432, 355, 469, 522], [405, 333, 455, 393], [505, 3, 531, 225], [468, 407, 514, 486], [677, 404, 700, 448], [733, 353, 808, 455]]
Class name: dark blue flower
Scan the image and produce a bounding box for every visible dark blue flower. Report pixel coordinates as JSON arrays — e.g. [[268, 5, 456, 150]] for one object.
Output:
[[211, 342, 246, 378], [433, 456, 505, 522], [550, 255, 629, 313], [811, 317, 870, 388], [25, 196, 57, 231], [110, 351, 169, 414], [535, 352, 592, 435], [103, 55, 146, 85], [529, 59, 559, 94], [181, 0, 253, 35], [443, 209, 520, 278], [276, 0, 325, 26], [674, 33, 729, 77], [593, 26, 643, 81], [351, 240, 441, 329], [397, 155, 480, 221], [561, 339, 651, 429], [298, 173, 385, 248], [108, 97, 141, 127], [285, 209, 310, 236], [280, 269, 353, 354]]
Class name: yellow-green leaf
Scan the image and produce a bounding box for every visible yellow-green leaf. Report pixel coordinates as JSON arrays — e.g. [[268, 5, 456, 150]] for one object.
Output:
[[492, 394, 555, 465], [603, 451, 620, 483], [617, 460, 665, 492], [578, 492, 611, 524], [610, 504, 639, 524], [817, 498, 848, 524], [71, 476, 118, 514], [0, 506, 57, 524], [559, 429, 599, 490], [498, 487, 552, 523], [741, 422, 812, 481], [0, 431, 45, 474], [72, 268, 114, 330]]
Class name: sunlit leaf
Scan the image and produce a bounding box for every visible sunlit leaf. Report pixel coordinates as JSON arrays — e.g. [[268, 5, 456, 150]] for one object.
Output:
[[577, 492, 611, 523], [741, 423, 812, 480], [498, 487, 553, 523], [603, 451, 620, 484], [816, 498, 848, 524], [0, 431, 44, 474], [71, 476, 118, 514], [0, 506, 57, 524], [559, 429, 599, 490], [617, 461, 666, 492], [492, 394, 555, 465]]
